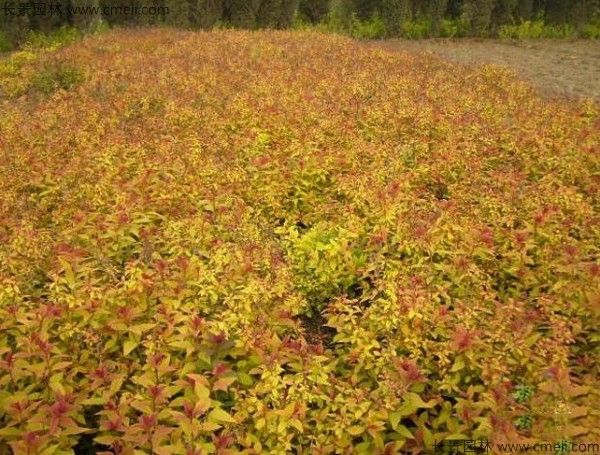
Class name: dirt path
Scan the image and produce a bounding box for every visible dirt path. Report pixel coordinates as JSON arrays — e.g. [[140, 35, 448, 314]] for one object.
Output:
[[370, 39, 600, 101]]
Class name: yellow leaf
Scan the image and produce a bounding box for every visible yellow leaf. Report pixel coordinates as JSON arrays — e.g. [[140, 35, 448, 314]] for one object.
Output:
[[199, 422, 222, 432], [58, 257, 76, 287], [61, 426, 90, 436], [108, 376, 125, 396], [290, 418, 303, 432], [193, 381, 211, 400], [278, 420, 287, 433], [153, 446, 179, 455], [123, 340, 139, 356], [49, 373, 65, 394], [129, 323, 156, 335], [347, 425, 366, 436], [194, 396, 212, 416], [81, 397, 107, 406], [207, 408, 236, 424], [275, 401, 297, 418], [567, 385, 591, 398], [256, 417, 266, 430], [39, 445, 60, 455]]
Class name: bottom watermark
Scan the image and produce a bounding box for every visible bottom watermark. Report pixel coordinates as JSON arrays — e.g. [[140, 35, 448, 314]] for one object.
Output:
[[433, 440, 600, 453]]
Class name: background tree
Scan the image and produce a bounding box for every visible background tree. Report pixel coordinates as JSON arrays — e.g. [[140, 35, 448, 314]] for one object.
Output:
[[353, 0, 383, 19], [542, 0, 568, 23], [462, 0, 496, 35], [569, 0, 600, 30], [513, 0, 535, 20], [446, 0, 462, 17], [427, 0, 449, 36], [257, 0, 285, 27], [491, 0, 518, 31], [298, 0, 330, 23], [223, 0, 261, 28], [163, 0, 192, 27], [2, 0, 600, 46], [0, 14, 30, 47], [327, 0, 356, 30], [380, 0, 413, 35], [68, 0, 103, 32], [102, 0, 157, 26], [278, 0, 301, 28], [246, 0, 299, 29], [189, 0, 224, 28]]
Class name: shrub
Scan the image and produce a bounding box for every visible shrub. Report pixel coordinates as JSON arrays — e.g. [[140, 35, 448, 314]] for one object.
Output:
[[581, 22, 600, 39], [283, 221, 369, 315], [0, 49, 38, 96], [89, 18, 112, 35], [498, 20, 576, 39], [380, 0, 412, 36], [0, 29, 599, 453], [298, 0, 328, 23], [312, 10, 387, 39], [351, 13, 387, 39], [315, 0, 351, 34], [190, 0, 225, 29], [440, 17, 470, 38], [25, 26, 81, 51], [401, 18, 432, 39], [31, 62, 84, 94]]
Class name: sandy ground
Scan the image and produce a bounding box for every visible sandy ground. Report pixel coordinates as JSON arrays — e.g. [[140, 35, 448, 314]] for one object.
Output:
[[369, 39, 600, 101]]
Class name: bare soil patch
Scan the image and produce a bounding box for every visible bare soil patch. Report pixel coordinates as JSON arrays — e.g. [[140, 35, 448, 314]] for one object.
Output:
[[369, 39, 600, 100]]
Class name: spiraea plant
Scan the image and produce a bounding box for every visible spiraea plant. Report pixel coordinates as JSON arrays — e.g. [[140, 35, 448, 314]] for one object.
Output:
[[0, 28, 599, 454]]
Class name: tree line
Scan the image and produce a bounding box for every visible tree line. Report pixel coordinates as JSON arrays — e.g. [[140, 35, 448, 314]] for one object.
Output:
[[1, 0, 599, 46], [319, 0, 600, 36]]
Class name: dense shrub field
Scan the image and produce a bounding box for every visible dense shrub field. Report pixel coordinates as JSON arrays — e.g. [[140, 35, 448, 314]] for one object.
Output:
[[0, 29, 599, 454]]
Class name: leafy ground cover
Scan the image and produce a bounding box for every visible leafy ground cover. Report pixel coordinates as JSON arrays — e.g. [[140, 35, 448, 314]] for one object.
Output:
[[371, 39, 600, 101], [0, 29, 599, 454]]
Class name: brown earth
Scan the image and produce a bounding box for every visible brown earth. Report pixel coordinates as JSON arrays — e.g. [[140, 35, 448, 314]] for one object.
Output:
[[368, 39, 600, 101]]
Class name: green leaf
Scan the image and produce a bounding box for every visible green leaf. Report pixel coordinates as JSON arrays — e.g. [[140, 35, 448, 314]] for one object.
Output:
[[524, 332, 542, 347], [394, 392, 436, 418], [395, 402, 417, 418], [450, 357, 465, 372], [0, 428, 21, 437], [389, 412, 402, 431], [237, 372, 254, 386], [395, 424, 413, 439]]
